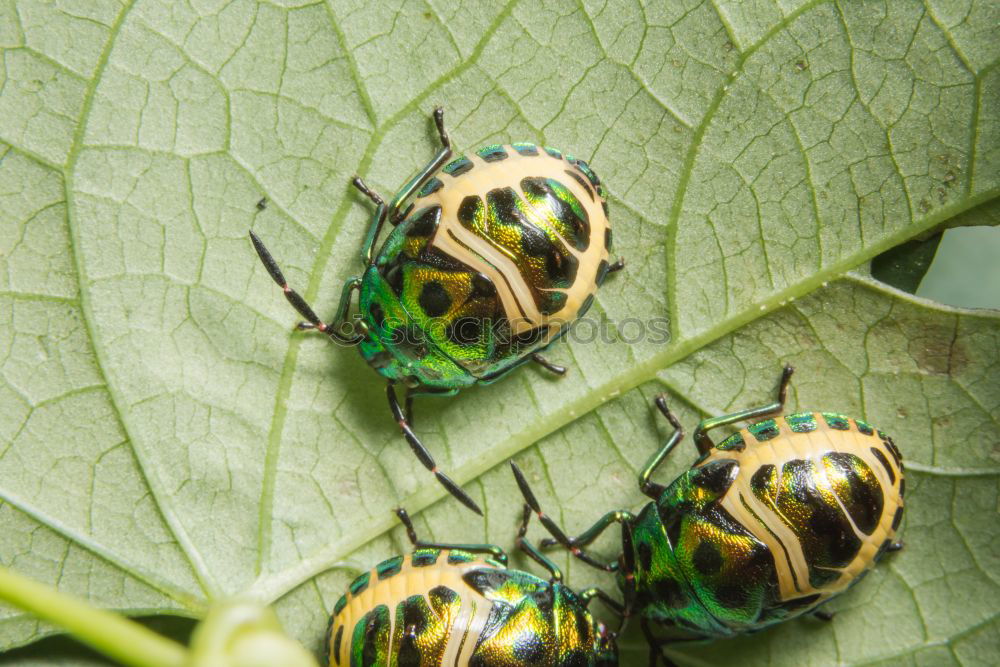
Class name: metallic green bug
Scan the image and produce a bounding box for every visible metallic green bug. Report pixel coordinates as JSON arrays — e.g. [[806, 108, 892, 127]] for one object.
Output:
[[251, 108, 621, 515], [513, 366, 905, 665], [325, 509, 618, 666]]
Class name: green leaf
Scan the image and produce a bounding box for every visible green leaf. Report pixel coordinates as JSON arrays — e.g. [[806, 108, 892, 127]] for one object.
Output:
[[1, 1, 998, 665]]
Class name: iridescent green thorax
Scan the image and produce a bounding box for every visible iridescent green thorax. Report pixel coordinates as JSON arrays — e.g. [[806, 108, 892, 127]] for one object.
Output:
[[327, 548, 617, 666], [626, 412, 904, 638], [625, 502, 730, 636], [358, 263, 474, 389]]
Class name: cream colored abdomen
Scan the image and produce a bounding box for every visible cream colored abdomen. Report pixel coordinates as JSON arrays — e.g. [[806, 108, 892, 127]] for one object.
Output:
[[705, 415, 904, 602], [329, 556, 500, 666], [418, 148, 609, 337]]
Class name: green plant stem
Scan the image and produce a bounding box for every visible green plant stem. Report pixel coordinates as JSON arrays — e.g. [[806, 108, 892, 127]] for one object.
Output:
[[0, 565, 187, 667]]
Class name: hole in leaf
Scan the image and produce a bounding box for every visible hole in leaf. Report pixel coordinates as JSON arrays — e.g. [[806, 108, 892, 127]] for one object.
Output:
[[873, 226, 1000, 310], [870, 234, 942, 294]]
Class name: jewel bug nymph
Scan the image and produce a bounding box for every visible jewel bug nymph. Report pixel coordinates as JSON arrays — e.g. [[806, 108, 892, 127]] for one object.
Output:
[[512, 365, 905, 665], [251, 108, 622, 515], [325, 508, 618, 666]]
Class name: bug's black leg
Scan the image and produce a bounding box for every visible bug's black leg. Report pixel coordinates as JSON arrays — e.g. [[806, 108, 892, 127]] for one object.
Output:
[[251, 231, 363, 344], [580, 588, 625, 615], [619, 519, 638, 623], [531, 353, 567, 376], [607, 257, 625, 273], [353, 176, 392, 267], [636, 395, 685, 500], [394, 508, 506, 564], [433, 106, 451, 151], [386, 108, 454, 222], [812, 609, 835, 622], [352, 175, 385, 207], [887, 540, 904, 552], [387, 382, 483, 516], [515, 504, 563, 583], [537, 510, 635, 550], [250, 232, 363, 345], [511, 462, 625, 572], [642, 618, 680, 667], [692, 363, 794, 455], [405, 391, 415, 427]]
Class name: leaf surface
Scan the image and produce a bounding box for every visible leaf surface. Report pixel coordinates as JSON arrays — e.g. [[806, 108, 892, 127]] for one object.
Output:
[[1, 0, 998, 664]]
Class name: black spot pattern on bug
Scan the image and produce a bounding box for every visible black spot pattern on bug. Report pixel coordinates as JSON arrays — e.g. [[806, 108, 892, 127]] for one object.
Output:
[[394, 595, 431, 665], [411, 549, 439, 567], [750, 464, 777, 501], [418, 281, 451, 317], [714, 584, 749, 609], [899, 477, 905, 498], [638, 541, 654, 571], [531, 584, 555, 614], [368, 301, 386, 331], [487, 186, 521, 226], [778, 459, 862, 586], [350, 571, 370, 596], [477, 144, 508, 162], [417, 177, 444, 198], [376, 555, 403, 580], [447, 316, 482, 346], [747, 418, 780, 442], [512, 142, 538, 156], [463, 568, 512, 595], [854, 419, 874, 436], [604, 227, 612, 250], [471, 272, 496, 299], [891, 506, 903, 531], [405, 205, 441, 238], [443, 155, 473, 177], [824, 452, 884, 536], [883, 437, 903, 469], [332, 623, 343, 665], [428, 585, 459, 617], [693, 541, 723, 575], [716, 432, 746, 452], [419, 244, 473, 274], [565, 168, 596, 201], [690, 459, 738, 496], [870, 447, 896, 484], [520, 177, 591, 253], [458, 194, 482, 228], [654, 576, 688, 609], [779, 592, 821, 613], [573, 603, 591, 645], [875, 538, 892, 561], [323, 608, 337, 666], [380, 257, 406, 295], [513, 325, 549, 348], [663, 512, 683, 551], [595, 259, 610, 286], [360, 604, 390, 667]]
